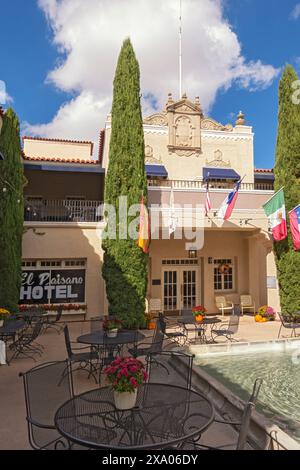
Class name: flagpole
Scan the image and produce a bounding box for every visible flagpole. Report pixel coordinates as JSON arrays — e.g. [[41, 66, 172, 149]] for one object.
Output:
[[179, 0, 182, 99]]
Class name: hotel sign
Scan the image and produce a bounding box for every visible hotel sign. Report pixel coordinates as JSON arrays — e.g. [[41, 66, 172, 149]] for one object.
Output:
[[20, 269, 86, 304]]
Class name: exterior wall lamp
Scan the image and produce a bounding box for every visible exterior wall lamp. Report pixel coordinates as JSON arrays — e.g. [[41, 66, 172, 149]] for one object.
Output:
[[188, 249, 197, 259]]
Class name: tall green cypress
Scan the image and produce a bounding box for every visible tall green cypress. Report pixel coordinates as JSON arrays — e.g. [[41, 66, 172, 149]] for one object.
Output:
[[102, 39, 148, 328], [0, 108, 24, 312], [274, 65, 300, 314]]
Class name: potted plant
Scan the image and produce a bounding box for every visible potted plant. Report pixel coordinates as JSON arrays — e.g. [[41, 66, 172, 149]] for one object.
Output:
[[192, 306, 207, 323], [103, 318, 123, 338], [0, 308, 11, 327], [104, 357, 148, 410], [145, 312, 156, 330], [255, 306, 276, 323]]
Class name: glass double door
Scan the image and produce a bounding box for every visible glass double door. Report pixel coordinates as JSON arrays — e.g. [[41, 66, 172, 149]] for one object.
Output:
[[163, 268, 199, 312]]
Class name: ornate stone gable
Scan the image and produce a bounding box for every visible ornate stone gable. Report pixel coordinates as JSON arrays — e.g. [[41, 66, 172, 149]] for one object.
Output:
[[167, 94, 203, 158], [201, 118, 233, 132], [143, 113, 168, 126]]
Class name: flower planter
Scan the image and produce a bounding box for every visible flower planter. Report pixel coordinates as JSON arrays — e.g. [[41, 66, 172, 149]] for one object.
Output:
[[147, 321, 156, 330], [106, 328, 118, 338], [113, 389, 138, 410]]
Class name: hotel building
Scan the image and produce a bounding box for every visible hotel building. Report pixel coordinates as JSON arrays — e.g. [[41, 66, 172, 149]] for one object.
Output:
[[20, 94, 280, 318]]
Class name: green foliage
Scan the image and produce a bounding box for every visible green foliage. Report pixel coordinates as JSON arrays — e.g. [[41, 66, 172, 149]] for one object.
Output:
[[0, 108, 24, 312], [102, 39, 148, 328], [274, 65, 300, 313]]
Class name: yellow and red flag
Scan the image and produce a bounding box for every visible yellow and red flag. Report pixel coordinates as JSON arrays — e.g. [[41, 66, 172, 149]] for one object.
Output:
[[137, 196, 150, 253]]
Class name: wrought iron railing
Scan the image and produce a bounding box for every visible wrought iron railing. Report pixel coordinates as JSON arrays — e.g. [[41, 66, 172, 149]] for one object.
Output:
[[24, 199, 103, 223], [147, 179, 274, 191]]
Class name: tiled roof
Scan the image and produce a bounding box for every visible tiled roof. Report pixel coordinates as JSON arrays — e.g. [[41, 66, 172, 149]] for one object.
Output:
[[22, 136, 94, 156], [22, 154, 101, 165], [98, 129, 105, 163], [255, 168, 274, 173]]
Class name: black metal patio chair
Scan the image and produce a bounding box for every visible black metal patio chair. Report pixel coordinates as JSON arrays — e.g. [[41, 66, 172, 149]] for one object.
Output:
[[19, 361, 75, 450], [177, 378, 263, 451], [63, 325, 99, 383], [146, 350, 194, 390], [158, 312, 188, 346], [43, 307, 64, 335], [211, 315, 240, 343], [9, 318, 45, 362], [278, 313, 300, 338]]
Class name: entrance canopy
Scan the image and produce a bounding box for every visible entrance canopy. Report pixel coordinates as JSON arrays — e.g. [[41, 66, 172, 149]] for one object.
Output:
[[203, 167, 240, 181], [146, 164, 168, 178]]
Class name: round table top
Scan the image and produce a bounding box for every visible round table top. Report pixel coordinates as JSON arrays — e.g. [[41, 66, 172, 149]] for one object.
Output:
[[0, 320, 27, 335], [55, 383, 215, 450], [180, 317, 222, 326], [77, 330, 145, 346]]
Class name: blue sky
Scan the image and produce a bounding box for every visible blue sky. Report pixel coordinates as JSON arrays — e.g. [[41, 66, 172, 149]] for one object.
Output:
[[0, 0, 300, 169]]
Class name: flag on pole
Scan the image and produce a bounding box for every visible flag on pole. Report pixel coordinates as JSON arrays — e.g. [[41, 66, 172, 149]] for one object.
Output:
[[204, 178, 212, 216], [168, 187, 178, 235], [289, 204, 300, 251], [137, 196, 150, 253], [263, 188, 287, 242], [217, 180, 241, 221]]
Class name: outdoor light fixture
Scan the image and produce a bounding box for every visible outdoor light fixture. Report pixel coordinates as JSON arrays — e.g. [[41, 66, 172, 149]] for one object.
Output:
[[188, 249, 197, 259]]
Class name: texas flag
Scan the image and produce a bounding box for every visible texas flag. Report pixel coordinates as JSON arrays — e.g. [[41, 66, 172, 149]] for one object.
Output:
[[217, 180, 241, 221], [289, 205, 300, 251], [263, 188, 287, 242]]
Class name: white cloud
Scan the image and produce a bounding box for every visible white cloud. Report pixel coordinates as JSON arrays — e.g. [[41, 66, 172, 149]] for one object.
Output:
[[290, 4, 300, 20], [0, 80, 13, 106], [26, 0, 280, 153]]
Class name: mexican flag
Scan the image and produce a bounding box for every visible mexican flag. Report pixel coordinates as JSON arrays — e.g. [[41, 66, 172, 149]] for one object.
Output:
[[263, 188, 287, 242]]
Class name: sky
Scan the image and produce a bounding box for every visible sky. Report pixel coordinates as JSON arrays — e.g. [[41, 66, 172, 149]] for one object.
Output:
[[0, 0, 300, 168]]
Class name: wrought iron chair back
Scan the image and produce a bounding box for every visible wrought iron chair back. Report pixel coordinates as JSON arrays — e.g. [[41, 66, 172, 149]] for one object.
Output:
[[147, 351, 194, 390], [236, 378, 263, 450], [19, 360, 74, 450], [63, 324, 73, 359]]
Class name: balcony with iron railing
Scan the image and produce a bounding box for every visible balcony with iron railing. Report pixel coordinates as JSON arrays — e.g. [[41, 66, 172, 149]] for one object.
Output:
[[24, 199, 103, 223], [147, 179, 274, 191]]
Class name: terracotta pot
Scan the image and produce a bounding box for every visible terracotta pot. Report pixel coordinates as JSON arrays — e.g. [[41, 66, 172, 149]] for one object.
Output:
[[114, 389, 138, 410]]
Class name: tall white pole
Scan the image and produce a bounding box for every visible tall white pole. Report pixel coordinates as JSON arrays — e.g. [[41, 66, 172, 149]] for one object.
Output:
[[179, 0, 182, 99]]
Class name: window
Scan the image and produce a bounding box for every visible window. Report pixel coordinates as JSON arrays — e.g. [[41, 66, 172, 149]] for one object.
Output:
[[22, 261, 37, 268], [214, 259, 234, 291], [162, 259, 199, 266]]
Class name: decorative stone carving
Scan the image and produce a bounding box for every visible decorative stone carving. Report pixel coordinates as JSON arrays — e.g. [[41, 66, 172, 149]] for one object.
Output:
[[236, 111, 245, 126], [144, 113, 168, 126], [144, 145, 162, 164], [205, 149, 231, 167], [167, 94, 202, 156], [175, 116, 193, 147], [201, 118, 232, 132]]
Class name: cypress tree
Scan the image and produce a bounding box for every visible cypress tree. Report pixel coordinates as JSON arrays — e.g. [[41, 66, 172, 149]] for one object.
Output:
[[102, 39, 148, 328], [0, 108, 24, 312], [274, 65, 300, 314]]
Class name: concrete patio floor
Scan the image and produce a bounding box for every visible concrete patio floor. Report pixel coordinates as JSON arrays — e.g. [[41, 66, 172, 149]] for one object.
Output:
[[0, 316, 287, 451]]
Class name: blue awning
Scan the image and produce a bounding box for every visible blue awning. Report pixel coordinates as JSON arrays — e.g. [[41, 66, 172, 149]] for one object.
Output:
[[203, 167, 240, 181], [254, 173, 275, 181], [146, 164, 168, 178], [24, 163, 105, 174]]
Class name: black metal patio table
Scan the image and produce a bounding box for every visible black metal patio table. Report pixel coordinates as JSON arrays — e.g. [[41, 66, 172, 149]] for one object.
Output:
[[54, 383, 215, 450], [77, 330, 145, 349], [179, 317, 222, 343]]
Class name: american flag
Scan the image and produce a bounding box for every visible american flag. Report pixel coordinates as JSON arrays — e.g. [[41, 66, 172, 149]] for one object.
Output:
[[205, 179, 212, 216]]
